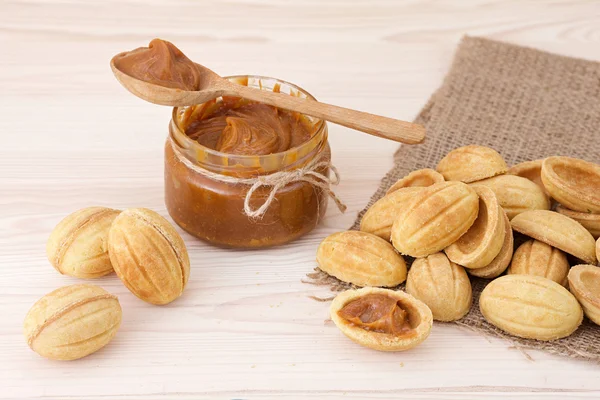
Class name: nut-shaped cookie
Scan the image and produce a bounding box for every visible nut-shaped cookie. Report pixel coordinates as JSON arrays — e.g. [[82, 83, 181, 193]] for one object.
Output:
[[508, 240, 569, 286], [480, 275, 582, 341], [330, 287, 433, 352], [24, 284, 122, 360], [470, 175, 550, 219], [316, 231, 407, 287], [507, 159, 548, 195], [468, 210, 514, 279], [568, 265, 600, 325], [597, 237, 600, 264], [436, 145, 507, 183], [46, 207, 120, 278], [541, 156, 600, 213], [405, 253, 472, 321], [360, 187, 423, 241], [444, 186, 505, 268], [556, 205, 600, 239], [386, 169, 445, 195], [511, 210, 597, 264], [108, 208, 190, 305], [391, 182, 479, 258]]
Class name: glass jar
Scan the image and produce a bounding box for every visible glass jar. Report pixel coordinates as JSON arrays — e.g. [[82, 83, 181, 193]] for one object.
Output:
[[165, 75, 331, 248]]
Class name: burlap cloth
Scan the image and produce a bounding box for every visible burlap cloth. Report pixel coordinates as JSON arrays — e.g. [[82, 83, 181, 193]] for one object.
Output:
[[305, 36, 600, 361]]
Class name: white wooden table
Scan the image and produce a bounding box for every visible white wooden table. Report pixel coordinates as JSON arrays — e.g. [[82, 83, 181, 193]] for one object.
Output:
[[2, 1, 600, 399]]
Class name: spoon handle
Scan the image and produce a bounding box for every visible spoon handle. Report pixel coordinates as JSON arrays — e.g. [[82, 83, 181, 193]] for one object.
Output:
[[218, 82, 425, 145]]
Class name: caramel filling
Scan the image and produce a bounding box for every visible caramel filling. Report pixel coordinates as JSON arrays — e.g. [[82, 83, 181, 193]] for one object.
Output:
[[338, 294, 414, 335], [115, 38, 315, 155], [114, 38, 201, 91], [184, 98, 314, 156]]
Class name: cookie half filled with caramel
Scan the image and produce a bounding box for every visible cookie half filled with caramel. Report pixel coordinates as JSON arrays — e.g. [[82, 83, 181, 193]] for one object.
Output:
[[330, 287, 433, 352]]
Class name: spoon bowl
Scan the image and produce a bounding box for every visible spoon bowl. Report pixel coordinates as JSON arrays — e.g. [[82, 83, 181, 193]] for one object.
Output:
[[110, 53, 225, 106]]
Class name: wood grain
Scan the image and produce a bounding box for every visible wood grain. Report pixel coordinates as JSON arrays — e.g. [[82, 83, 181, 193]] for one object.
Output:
[[2, 0, 600, 399]]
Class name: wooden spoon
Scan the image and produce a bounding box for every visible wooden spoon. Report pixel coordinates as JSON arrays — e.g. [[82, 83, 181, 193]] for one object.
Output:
[[110, 54, 425, 145]]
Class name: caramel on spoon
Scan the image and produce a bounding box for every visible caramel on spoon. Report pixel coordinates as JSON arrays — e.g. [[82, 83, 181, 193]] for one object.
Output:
[[111, 39, 425, 145]]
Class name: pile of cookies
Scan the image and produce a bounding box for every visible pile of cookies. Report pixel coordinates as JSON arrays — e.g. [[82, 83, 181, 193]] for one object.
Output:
[[24, 207, 190, 360], [318, 145, 600, 351]]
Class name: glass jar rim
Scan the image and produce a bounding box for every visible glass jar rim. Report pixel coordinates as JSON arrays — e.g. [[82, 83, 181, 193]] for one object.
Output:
[[170, 75, 327, 165]]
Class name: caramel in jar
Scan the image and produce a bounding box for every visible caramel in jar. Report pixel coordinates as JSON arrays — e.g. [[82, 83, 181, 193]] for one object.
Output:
[[165, 76, 330, 248]]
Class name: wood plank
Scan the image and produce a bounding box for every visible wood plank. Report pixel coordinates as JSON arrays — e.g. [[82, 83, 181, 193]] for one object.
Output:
[[2, 0, 600, 398]]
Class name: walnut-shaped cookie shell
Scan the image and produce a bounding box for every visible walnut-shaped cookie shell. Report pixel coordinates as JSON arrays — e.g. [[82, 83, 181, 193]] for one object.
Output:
[[436, 145, 507, 183], [467, 210, 514, 279], [391, 181, 479, 258], [330, 287, 433, 352], [23, 284, 122, 360], [507, 159, 548, 195], [556, 205, 600, 239], [405, 253, 472, 321], [480, 275, 582, 341], [317, 231, 407, 287], [541, 156, 600, 213], [568, 265, 600, 325], [445, 186, 505, 268], [108, 208, 190, 305], [360, 187, 423, 241], [47, 207, 121, 278], [386, 169, 445, 195], [508, 240, 569, 286], [470, 175, 550, 219], [511, 210, 597, 265]]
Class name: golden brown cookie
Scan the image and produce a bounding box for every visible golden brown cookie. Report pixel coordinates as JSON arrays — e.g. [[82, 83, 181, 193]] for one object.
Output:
[[405, 253, 472, 321], [507, 159, 547, 195], [467, 210, 513, 279], [360, 187, 423, 241], [541, 156, 600, 213], [23, 284, 122, 360], [444, 186, 505, 268], [391, 181, 479, 258], [386, 169, 445, 195], [436, 145, 507, 183], [508, 240, 569, 286], [511, 210, 597, 264], [46, 207, 120, 278], [556, 205, 600, 239], [108, 208, 190, 305], [330, 287, 433, 352], [470, 175, 550, 219], [568, 265, 600, 325], [317, 231, 407, 287], [480, 275, 582, 341]]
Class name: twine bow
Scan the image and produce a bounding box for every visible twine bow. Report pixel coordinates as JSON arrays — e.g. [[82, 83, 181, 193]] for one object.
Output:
[[170, 138, 347, 219]]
